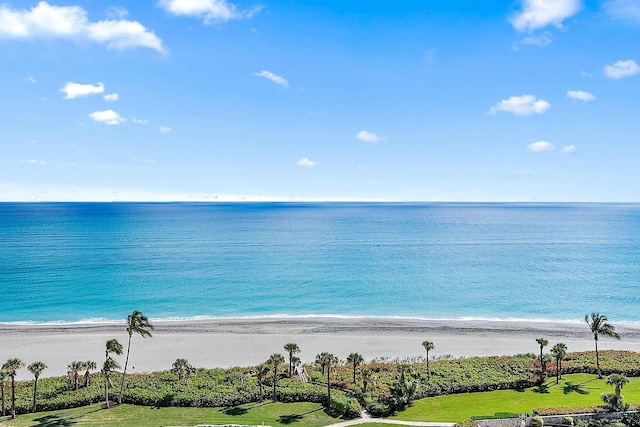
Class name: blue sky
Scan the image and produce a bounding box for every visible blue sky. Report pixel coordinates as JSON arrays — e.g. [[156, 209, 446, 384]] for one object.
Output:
[[1, 0, 639, 202]]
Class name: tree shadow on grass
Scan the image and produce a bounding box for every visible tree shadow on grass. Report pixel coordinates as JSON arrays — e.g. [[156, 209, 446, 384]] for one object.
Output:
[[563, 382, 589, 395], [533, 384, 550, 394], [278, 407, 326, 424], [278, 414, 304, 424], [31, 414, 77, 427], [30, 407, 100, 427], [223, 406, 249, 416]]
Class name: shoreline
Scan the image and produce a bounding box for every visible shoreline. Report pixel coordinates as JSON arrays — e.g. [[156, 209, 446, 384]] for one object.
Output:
[[3, 317, 640, 381]]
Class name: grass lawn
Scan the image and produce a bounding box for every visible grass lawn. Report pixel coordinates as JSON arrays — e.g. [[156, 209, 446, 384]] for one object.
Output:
[[390, 373, 640, 423], [0, 401, 341, 427]]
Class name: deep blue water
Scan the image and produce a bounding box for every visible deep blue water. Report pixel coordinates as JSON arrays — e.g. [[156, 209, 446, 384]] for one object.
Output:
[[1, 202, 639, 323]]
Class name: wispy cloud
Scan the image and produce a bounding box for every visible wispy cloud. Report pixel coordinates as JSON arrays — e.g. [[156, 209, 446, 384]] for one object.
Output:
[[159, 126, 172, 133], [254, 70, 288, 88], [603, 0, 640, 24], [158, 0, 262, 24], [104, 93, 119, 101], [89, 109, 126, 125], [527, 141, 555, 152], [21, 159, 46, 165], [567, 90, 596, 101], [604, 59, 640, 79], [61, 82, 104, 99], [489, 95, 551, 116], [132, 118, 149, 124], [510, 0, 582, 32], [25, 76, 37, 83], [562, 145, 577, 153], [297, 157, 316, 167], [0, 2, 164, 52], [515, 32, 553, 49], [356, 130, 383, 143]]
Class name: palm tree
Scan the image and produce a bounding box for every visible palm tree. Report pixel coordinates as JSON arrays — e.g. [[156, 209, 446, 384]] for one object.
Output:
[[585, 313, 620, 378], [171, 359, 195, 384], [315, 352, 329, 375], [267, 353, 284, 401], [104, 339, 123, 409], [68, 361, 84, 391], [2, 358, 25, 419], [361, 367, 373, 393], [422, 340, 435, 380], [283, 343, 301, 378], [346, 353, 364, 386], [255, 364, 270, 400], [0, 370, 7, 417], [27, 362, 47, 413], [535, 338, 549, 377], [551, 343, 567, 384], [321, 353, 338, 404], [118, 310, 154, 404], [84, 361, 97, 387], [102, 357, 121, 409], [607, 373, 630, 401]]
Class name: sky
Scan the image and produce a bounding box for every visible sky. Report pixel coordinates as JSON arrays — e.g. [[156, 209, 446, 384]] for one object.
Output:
[[1, 0, 640, 202]]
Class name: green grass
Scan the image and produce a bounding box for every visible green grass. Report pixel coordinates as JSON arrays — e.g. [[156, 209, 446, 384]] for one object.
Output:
[[390, 373, 640, 422], [0, 401, 341, 427]]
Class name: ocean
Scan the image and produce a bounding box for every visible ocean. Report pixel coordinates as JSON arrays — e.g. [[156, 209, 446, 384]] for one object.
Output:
[[1, 202, 639, 324]]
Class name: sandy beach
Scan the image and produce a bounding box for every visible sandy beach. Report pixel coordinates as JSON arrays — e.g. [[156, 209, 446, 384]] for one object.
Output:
[[3, 317, 640, 381]]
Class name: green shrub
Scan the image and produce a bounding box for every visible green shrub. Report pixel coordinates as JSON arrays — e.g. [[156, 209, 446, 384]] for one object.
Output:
[[329, 393, 361, 419], [457, 419, 479, 427], [533, 415, 545, 427], [622, 413, 640, 427], [564, 416, 575, 425]]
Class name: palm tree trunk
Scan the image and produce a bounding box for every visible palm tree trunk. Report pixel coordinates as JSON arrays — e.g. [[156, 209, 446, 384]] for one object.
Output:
[[119, 334, 132, 404], [427, 350, 430, 380], [11, 376, 16, 419], [32, 377, 38, 413], [85, 371, 90, 387], [555, 358, 559, 384], [272, 367, 277, 401], [1, 383, 5, 416], [559, 359, 562, 380], [352, 364, 356, 385], [105, 374, 110, 409], [327, 367, 331, 405], [595, 339, 601, 378]]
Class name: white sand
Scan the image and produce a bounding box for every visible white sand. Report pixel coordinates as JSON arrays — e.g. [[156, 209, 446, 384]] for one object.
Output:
[[3, 318, 640, 381]]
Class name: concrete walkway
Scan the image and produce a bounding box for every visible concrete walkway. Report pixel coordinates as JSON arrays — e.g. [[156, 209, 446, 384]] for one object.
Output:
[[322, 417, 456, 427]]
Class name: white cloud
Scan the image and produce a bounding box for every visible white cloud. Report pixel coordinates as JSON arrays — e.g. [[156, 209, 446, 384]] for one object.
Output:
[[104, 93, 119, 101], [159, 126, 172, 133], [132, 118, 149, 124], [254, 70, 288, 88], [25, 76, 37, 83], [158, 0, 261, 23], [527, 141, 555, 152], [604, 59, 640, 79], [562, 144, 577, 153], [510, 0, 582, 31], [356, 130, 383, 143], [297, 157, 316, 167], [519, 32, 552, 47], [604, 0, 640, 24], [567, 90, 595, 101], [488, 95, 551, 116], [61, 82, 104, 99], [22, 159, 46, 165], [0, 2, 164, 52], [89, 109, 125, 125]]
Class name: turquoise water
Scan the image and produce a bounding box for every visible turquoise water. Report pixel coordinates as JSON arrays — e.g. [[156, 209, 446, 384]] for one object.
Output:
[[1, 202, 639, 324]]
